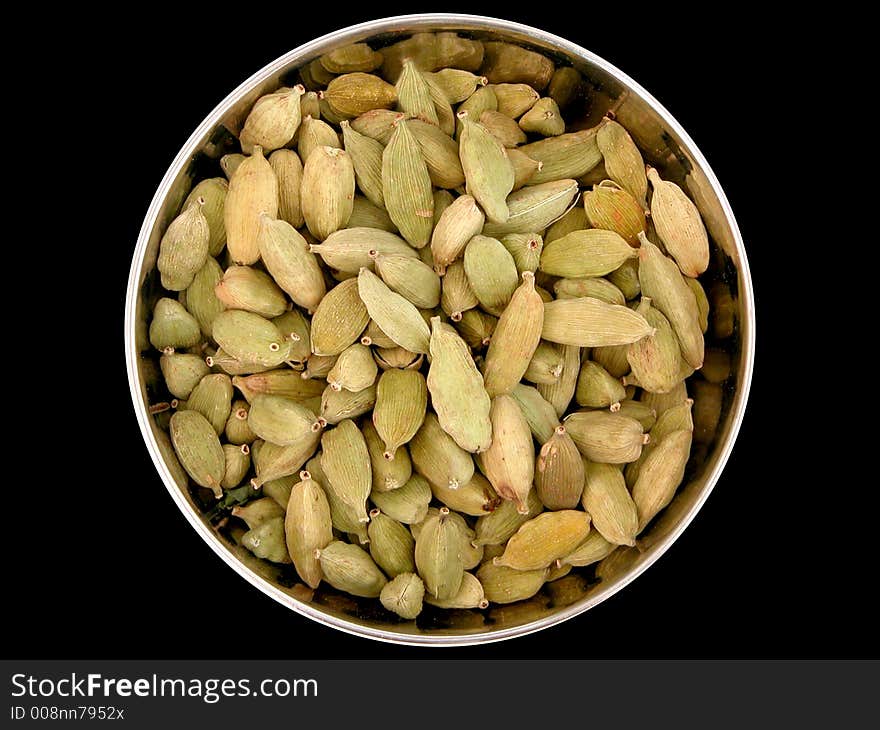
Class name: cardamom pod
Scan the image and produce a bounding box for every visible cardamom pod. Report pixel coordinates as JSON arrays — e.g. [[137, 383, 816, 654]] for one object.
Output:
[[495, 510, 591, 570], [309, 278, 369, 356], [225, 399, 257, 445], [537, 344, 580, 417], [370, 473, 432, 525], [160, 352, 209, 400], [481, 394, 535, 514], [326, 343, 377, 393], [310, 227, 416, 274], [340, 120, 385, 209], [212, 310, 290, 367], [184, 178, 227, 257], [221, 443, 251, 489], [463, 235, 519, 316], [408, 119, 465, 189], [596, 119, 648, 209], [575, 360, 626, 408], [382, 118, 434, 248], [535, 425, 585, 509], [541, 296, 654, 347], [157, 198, 210, 291], [564, 410, 647, 464], [362, 418, 411, 493], [232, 496, 283, 529], [169, 410, 225, 497], [248, 394, 322, 446], [319, 382, 377, 425], [431, 472, 500, 516], [479, 109, 527, 147], [242, 517, 291, 564], [409, 412, 475, 490], [414, 507, 465, 600], [632, 429, 692, 532], [320, 43, 383, 74], [185, 257, 227, 339], [544, 204, 587, 245], [368, 509, 416, 577], [320, 419, 372, 527], [582, 461, 638, 546], [440, 259, 479, 320], [480, 42, 554, 90], [482, 179, 579, 237], [301, 145, 355, 241], [426, 69, 487, 104], [430, 194, 485, 274], [324, 73, 397, 118], [518, 97, 565, 137], [149, 298, 202, 351], [424, 571, 488, 609], [184, 373, 233, 436], [316, 540, 387, 597], [558, 530, 615, 567], [583, 180, 646, 246], [554, 276, 625, 305], [476, 561, 548, 604], [396, 58, 439, 126], [499, 233, 543, 275], [224, 145, 278, 265], [372, 368, 428, 457], [214, 265, 288, 318], [239, 85, 304, 154], [232, 370, 325, 403], [647, 167, 709, 276], [372, 251, 440, 309], [380, 572, 425, 619], [269, 149, 305, 229], [509, 384, 560, 445], [458, 111, 514, 224], [519, 130, 601, 185], [284, 470, 332, 589], [539, 229, 638, 278], [357, 268, 431, 354]]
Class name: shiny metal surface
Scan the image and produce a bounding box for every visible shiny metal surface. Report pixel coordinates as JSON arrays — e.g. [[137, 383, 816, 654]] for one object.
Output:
[[125, 13, 755, 645]]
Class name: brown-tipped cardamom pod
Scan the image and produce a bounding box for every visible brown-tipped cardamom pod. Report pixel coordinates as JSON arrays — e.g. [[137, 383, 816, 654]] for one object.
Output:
[[214, 265, 287, 318], [426, 69, 487, 104], [185, 257, 227, 339], [310, 227, 416, 273], [575, 360, 626, 408], [380, 572, 425, 619], [357, 268, 430, 354], [647, 167, 709, 276], [583, 180, 646, 246], [285, 470, 333, 589], [382, 118, 435, 249], [269, 149, 304, 229], [157, 198, 210, 292], [431, 472, 500, 516], [414, 507, 465, 600], [340, 120, 385, 209], [541, 296, 654, 347], [326, 343, 377, 394], [463, 235, 519, 316], [309, 278, 369, 356], [539, 229, 638, 278], [368, 509, 416, 577], [362, 418, 411, 493], [535, 425, 585, 509], [440, 260, 479, 320], [482, 271, 544, 397], [492, 83, 539, 118], [370, 473, 432, 525], [160, 352, 209, 400], [632, 429, 692, 532], [184, 373, 233, 436], [638, 235, 704, 368], [248, 394, 322, 446], [320, 383, 376, 425], [519, 130, 601, 185], [495, 510, 591, 570], [409, 412, 475, 490], [316, 540, 387, 597], [169, 410, 225, 497], [458, 112, 514, 224], [372, 251, 440, 309], [258, 216, 325, 312], [597, 119, 648, 209], [427, 317, 493, 453], [477, 561, 548, 604], [582, 461, 638, 546], [240, 85, 304, 154], [430, 195, 485, 275], [225, 399, 257, 445], [324, 73, 397, 118], [212, 310, 290, 368], [481, 394, 535, 514], [184, 178, 227, 257], [482, 179, 579, 237], [320, 419, 372, 527], [149, 298, 201, 351], [225, 146, 278, 265], [473, 489, 543, 547], [373, 368, 428, 457], [480, 42, 553, 89], [320, 43, 383, 74], [232, 370, 324, 403], [564, 411, 646, 464], [519, 97, 565, 137], [301, 145, 355, 241]]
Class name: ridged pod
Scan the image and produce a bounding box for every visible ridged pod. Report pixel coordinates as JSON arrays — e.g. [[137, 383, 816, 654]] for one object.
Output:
[[479, 110, 527, 147], [575, 360, 626, 408], [647, 167, 709, 276], [454, 309, 497, 349], [626, 297, 685, 393], [370, 473, 432, 525], [185, 257, 227, 339], [357, 268, 430, 353], [414, 507, 465, 600], [492, 83, 539, 118], [301, 146, 355, 241], [596, 119, 648, 209], [632, 429, 692, 532], [477, 561, 548, 604], [252, 431, 322, 487], [564, 411, 647, 464], [463, 235, 519, 316], [582, 461, 638, 546], [424, 571, 488, 609], [232, 370, 325, 403], [316, 541, 387, 597], [320, 43, 383, 74], [382, 118, 434, 248], [184, 373, 233, 435], [284, 470, 333, 588], [362, 418, 411, 493], [541, 296, 654, 348], [340, 120, 385, 209], [427, 317, 492, 453], [480, 42, 554, 89], [324, 73, 397, 118], [297, 115, 341, 163], [537, 343, 580, 418], [431, 472, 500, 516], [535, 425, 585, 509], [157, 199, 210, 291], [242, 518, 291, 563], [320, 420, 372, 528], [554, 277, 625, 305], [458, 112, 514, 224], [309, 278, 369, 356], [409, 412, 475, 490], [430, 194, 485, 274], [559, 530, 616, 567], [169, 410, 225, 497], [248, 394, 322, 446], [482, 179, 579, 237], [380, 572, 425, 619], [482, 272, 544, 397], [214, 265, 287, 318], [368, 509, 416, 577], [225, 399, 256, 445], [160, 352, 209, 400], [426, 69, 487, 104], [519, 131, 601, 185], [481, 394, 535, 514], [499, 233, 543, 275], [494, 510, 591, 570], [507, 148, 543, 190], [258, 215, 326, 312], [539, 229, 637, 278], [583, 181, 646, 246], [268, 149, 304, 229], [326, 343, 377, 393], [184, 178, 227, 256], [408, 119, 465, 189], [372, 252, 440, 309], [224, 146, 278, 265], [396, 59, 438, 126], [310, 227, 416, 273], [373, 369, 428, 457], [232, 497, 283, 529], [320, 383, 377, 425], [212, 310, 291, 368], [637, 235, 704, 368], [519, 97, 565, 137], [440, 260, 479, 320], [509, 384, 560, 445]]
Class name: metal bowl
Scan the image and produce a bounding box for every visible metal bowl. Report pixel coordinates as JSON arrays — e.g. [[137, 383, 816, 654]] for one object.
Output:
[[124, 13, 755, 645]]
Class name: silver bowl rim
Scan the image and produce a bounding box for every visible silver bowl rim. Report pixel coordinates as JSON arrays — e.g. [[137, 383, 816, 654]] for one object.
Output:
[[124, 12, 756, 647]]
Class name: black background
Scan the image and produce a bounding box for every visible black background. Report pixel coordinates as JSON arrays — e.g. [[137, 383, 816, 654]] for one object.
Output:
[[11, 6, 868, 659]]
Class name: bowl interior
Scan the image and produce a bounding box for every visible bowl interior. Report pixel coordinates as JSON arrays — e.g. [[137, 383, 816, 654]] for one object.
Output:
[[127, 14, 754, 645]]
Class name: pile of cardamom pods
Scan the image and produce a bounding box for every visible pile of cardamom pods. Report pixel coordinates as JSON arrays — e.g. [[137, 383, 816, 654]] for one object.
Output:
[[146, 32, 734, 620]]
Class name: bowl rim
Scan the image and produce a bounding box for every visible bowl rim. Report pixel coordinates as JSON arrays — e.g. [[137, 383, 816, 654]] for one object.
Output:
[[125, 12, 756, 646]]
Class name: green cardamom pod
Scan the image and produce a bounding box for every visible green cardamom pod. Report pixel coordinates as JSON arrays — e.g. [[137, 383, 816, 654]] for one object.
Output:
[[242, 517, 292, 563], [184, 178, 227, 257], [564, 410, 647, 464], [481, 394, 535, 514], [370, 473, 432, 525], [158, 198, 210, 291], [409, 412, 475, 490], [596, 119, 648, 209], [214, 265, 287, 318], [414, 507, 465, 600], [240, 85, 304, 154], [535, 425, 585, 509], [582, 461, 638, 546], [169, 410, 225, 497], [458, 111, 514, 224], [381, 118, 434, 248], [368, 508, 416, 577], [316, 540, 387, 597], [380, 572, 425, 619], [150, 298, 202, 352], [224, 146, 277, 265]]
